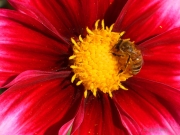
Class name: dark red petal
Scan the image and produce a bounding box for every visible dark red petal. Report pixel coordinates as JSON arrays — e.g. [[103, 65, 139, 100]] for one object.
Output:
[[104, 0, 128, 26], [72, 93, 127, 135], [0, 71, 83, 135], [113, 78, 180, 135], [8, 0, 125, 38], [0, 10, 69, 87], [114, 0, 180, 43], [137, 28, 180, 89]]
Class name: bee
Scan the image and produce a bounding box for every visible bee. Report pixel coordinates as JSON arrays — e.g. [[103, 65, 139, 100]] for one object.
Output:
[[112, 39, 143, 75]]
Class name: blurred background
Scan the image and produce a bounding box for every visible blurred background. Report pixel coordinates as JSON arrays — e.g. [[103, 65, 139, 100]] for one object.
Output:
[[0, 0, 11, 8]]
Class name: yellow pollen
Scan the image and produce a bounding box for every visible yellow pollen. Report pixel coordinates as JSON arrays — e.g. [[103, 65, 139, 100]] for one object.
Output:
[[69, 20, 143, 98]]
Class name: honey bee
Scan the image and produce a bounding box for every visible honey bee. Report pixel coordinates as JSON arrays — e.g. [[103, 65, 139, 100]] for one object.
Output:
[[112, 39, 143, 75]]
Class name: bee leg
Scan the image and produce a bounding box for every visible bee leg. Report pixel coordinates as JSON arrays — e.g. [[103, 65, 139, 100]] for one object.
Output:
[[118, 69, 124, 74], [112, 53, 123, 57], [125, 55, 130, 69], [119, 55, 130, 74]]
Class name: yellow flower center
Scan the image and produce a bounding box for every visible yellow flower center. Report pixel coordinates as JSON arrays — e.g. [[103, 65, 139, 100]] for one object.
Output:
[[69, 20, 143, 98]]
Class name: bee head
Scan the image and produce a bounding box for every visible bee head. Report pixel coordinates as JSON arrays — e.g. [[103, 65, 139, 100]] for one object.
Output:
[[120, 40, 133, 53]]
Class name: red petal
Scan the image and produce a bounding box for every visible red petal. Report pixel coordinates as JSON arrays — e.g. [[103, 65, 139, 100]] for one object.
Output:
[[58, 97, 85, 135], [8, 0, 127, 38], [0, 71, 83, 135], [137, 28, 180, 89], [114, 0, 180, 42], [129, 78, 180, 122], [113, 78, 180, 134], [72, 93, 127, 135], [0, 10, 69, 87]]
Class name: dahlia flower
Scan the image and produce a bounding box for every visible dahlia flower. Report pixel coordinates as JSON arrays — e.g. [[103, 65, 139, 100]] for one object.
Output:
[[0, 0, 180, 134]]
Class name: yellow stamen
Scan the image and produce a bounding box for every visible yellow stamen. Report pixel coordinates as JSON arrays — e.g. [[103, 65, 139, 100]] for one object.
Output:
[[79, 35, 83, 42], [86, 27, 94, 35], [120, 31, 125, 36], [71, 74, 76, 83], [76, 80, 83, 86], [125, 38, 130, 41], [95, 19, 100, 30], [69, 55, 76, 60], [84, 90, 88, 98], [74, 50, 79, 53], [109, 24, 114, 32], [119, 84, 128, 90], [93, 89, 97, 97], [71, 38, 77, 45], [109, 91, 113, 98], [70, 65, 78, 69], [71, 38, 80, 50], [69, 20, 142, 98], [101, 19, 105, 30], [106, 26, 109, 31]]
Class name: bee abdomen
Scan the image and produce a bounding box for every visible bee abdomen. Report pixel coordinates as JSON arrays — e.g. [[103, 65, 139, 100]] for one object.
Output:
[[131, 59, 143, 75]]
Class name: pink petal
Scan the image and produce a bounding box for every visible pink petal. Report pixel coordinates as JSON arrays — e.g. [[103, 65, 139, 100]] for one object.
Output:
[[0, 10, 69, 87], [8, 0, 125, 38], [114, 0, 180, 42], [113, 78, 180, 135], [0, 70, 83, 135], [137, 28, 180, 89], [72, 93, 127, 135]]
